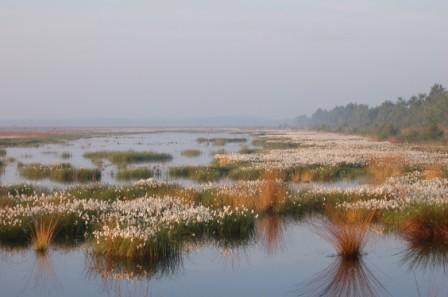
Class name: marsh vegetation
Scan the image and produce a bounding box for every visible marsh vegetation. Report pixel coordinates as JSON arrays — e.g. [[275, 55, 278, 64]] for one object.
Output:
[[115, 167, 155, 180], [180, 149, 201, 157], [18, 163, 101, 183], [1, 129, 448, 296], [84, 150, 173, 165]]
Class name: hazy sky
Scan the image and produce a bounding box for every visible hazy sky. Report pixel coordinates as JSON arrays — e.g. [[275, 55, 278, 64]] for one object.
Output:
[[1, 0, 447, 121]]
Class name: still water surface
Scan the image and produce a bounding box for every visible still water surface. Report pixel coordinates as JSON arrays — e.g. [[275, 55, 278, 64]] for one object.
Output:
[[0, 131, 250, 187], [1, 218, 446, 297]]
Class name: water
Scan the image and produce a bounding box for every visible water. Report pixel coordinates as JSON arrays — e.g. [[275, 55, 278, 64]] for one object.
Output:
[[1, 218, 446, 297], [0, 131, 251, 188]]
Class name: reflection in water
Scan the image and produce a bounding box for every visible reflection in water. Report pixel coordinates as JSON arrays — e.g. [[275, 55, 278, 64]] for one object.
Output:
[[298, 257, 387, 297], [401, 242, 448, 273], [256, 216, 285, 255], [33, 252, 58, 286], [85, 251, 184, 297], [85, 251, 183, 282]]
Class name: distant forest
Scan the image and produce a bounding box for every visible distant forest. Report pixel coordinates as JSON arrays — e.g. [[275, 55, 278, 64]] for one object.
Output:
[[295, 84, 448, 142]]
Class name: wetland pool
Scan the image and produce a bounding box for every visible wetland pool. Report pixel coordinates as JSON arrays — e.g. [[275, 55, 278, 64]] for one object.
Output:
[[1, 218, 446, 297]]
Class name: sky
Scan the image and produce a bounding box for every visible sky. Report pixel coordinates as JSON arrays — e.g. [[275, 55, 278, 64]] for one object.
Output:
[[1, 0, 447, 124]]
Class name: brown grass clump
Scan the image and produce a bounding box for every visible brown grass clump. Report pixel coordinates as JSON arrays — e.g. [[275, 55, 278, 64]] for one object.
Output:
[[401, 219, 448, 247], [296, 170, 314, 183], [400, 204, 448, 249], [32, 217, 59, 253], [316, 208, 375, 260], [257, 170, 286, 213], [201, 170, 286, 213], [422, 164, 446, 180], [367, 155, 405, 183]]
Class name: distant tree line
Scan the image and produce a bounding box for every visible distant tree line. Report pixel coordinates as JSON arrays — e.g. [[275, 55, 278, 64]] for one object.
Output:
[[295, 84, 448, 142]]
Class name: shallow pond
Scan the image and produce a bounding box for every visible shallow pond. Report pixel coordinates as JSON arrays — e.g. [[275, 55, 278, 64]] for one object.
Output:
[[1, 218, 446, 297], [0, 131, 251, 188]]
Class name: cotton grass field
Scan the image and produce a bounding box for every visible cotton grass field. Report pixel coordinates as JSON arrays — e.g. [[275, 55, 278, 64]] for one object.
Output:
[[1, 129, 448, 296]]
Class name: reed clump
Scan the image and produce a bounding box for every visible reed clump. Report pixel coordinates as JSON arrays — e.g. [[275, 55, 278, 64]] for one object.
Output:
[[32, 217, 59, 253]]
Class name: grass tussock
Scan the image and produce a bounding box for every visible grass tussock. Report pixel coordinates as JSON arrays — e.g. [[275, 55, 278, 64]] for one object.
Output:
[[32, 217, 59, 253], [116, 167, 154, 180], [316, 208, 375, 260], [400, 204, 448, 247], [180, 149, 201, 157], [84, 150, 173, 165], [18, 163, 101, 183]]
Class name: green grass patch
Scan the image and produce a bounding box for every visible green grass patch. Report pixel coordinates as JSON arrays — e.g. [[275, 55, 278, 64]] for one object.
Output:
[[252, 137, 301, 150], [61, 152, 72, 159], [227, 167, 265, 181], [169, 165, 229, 182], [116, 168, 154, 180], [197, 137, 247, 146], [84, 150, 172, 165], [67, 183, 185, 202], [18, 163, 101, 183]]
